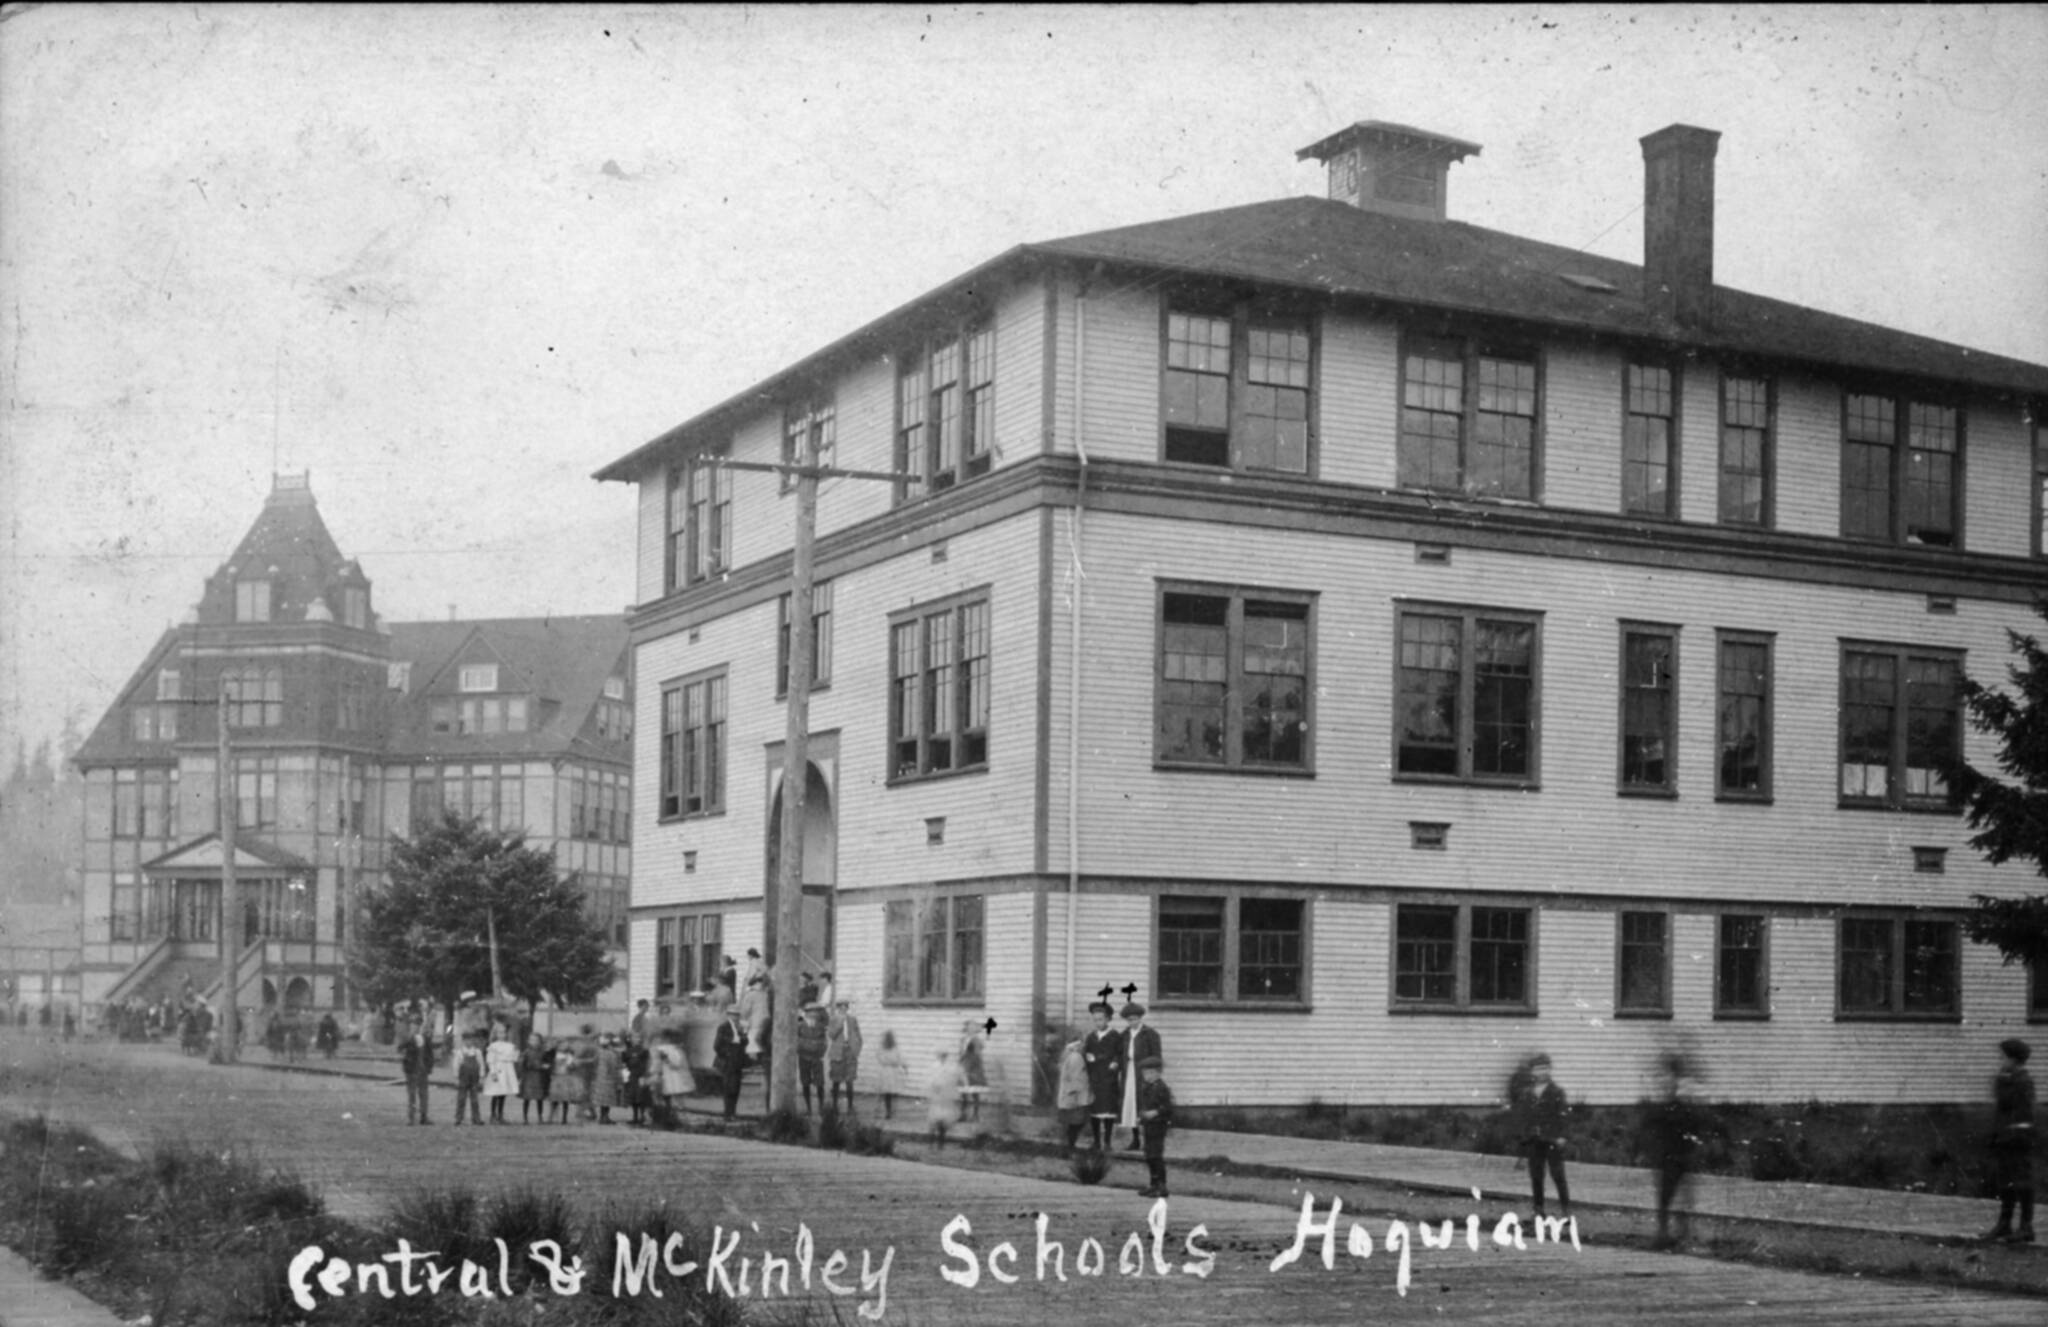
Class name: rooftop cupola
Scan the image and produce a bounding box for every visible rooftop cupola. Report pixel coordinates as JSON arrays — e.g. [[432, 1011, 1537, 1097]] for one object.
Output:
[[1296, 120, 1482, 221]]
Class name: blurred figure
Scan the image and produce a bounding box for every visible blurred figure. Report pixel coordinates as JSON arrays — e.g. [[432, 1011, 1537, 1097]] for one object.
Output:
[[1056, 1034, 1090, 1155], [875, 1029, 906, 1119], [1984, 1038, 2036, 1244], [827, 1000, 863, 1114], [927, 1049, 964, 1149], [1641, 1052, 1716, 1249]]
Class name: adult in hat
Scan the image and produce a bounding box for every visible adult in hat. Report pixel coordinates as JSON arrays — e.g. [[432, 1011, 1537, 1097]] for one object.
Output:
[[1985, 1038, 2036, 1244], [1117, 1002, 1161, 1152]]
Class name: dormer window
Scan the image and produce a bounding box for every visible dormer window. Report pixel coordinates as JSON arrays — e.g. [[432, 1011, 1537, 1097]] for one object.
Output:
[[603, 676, 626, 701], [1378, 158, 1438, 208], [156, 669, 181, 701], [342, 587, 369, 629], [459, 664, 499, 693], [388, 661, 412, 692], [236, 579, 272, 623]]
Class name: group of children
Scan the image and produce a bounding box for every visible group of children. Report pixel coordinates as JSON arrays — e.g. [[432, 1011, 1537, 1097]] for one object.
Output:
[[1053, 1000, 1175, 1197]]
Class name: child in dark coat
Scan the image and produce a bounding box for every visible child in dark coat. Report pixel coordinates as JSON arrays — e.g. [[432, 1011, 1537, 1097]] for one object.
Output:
[[1510, 1052, 1571, 1220], [1136, 1056, 1175, 1198], [1985, 1038, 2037, 1244]]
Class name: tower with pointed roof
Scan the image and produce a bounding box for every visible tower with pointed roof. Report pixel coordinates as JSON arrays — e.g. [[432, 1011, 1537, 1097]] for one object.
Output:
[[72, 476, 634, 1023]]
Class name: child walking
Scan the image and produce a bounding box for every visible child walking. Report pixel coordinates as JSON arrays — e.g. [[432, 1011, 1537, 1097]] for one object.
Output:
[[1136, 1056, 1175, 1198]]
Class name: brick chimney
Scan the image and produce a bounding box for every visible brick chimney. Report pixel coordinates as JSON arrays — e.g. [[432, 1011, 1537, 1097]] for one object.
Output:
[[1640, 124, 1720, 325], [1296, 121, 1482, 222]]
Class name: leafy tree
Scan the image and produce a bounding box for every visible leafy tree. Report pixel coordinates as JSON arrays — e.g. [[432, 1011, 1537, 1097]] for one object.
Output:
[[1952, 599, 2048, 970], [351, 812, 616, 1026]]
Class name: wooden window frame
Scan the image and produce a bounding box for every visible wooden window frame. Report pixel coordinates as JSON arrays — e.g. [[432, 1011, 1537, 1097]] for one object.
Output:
[[2033, 412, 2047, 559], [1622, 360, 1681, 517], [1718, 372, 1775, 527], [1837, 641, 1963, 812], [1159, 298, 1318, 477], [1396, 330, 1542, 501], [234, 579, 272, 623], [894, 319, 996, 501], [1618, 622, 1679, 797], [776, 579, 835, 698], [223, 663, 283, 728], [1154, 581, 1317, 775], [665, 450, 733, 591], [1716, 629, 1775, 803], [1152, 891, 1312, 1008], [234, 754, 278, 832], [887, 589, 991, 784], [1840, 391, 1965, 548], [1714, 912, 1770, 1019], [2029, 957, 2048, 1024], [1390, 901, 1537, 1013], [882, 894, 985, 1006], [1392, 602, 1542, 788], [1835, 911, 1961, 1021], [658, 668, 727, 821], [1615, 909, 1672, 1018], [654, 910, 723, 1000]]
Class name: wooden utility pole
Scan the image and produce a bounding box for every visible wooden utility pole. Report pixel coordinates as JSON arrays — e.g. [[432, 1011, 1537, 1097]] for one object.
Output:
[[214, 669, 240, 1064], [703, 446, 898, 1115]]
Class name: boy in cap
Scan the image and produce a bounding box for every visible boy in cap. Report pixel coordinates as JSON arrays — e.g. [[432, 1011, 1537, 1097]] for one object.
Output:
[[1985, 1038, 2036, 1243], [1136, 1057, 1175, 1198], [1511, 1052, 1572, 1221], [796, 1002, 829, 1115]]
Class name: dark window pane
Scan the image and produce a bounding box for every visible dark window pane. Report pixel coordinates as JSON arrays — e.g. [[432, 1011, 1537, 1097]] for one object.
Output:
[[1395, 906, 1458, 1003], [1839, 917, 1894, 1012], [1159, 896, 1225, 998], [1397, 614, 1461, 775], [1159, 594, 1229, 763], [1237, 898, 1303, 999], [1469, 907, 1529, 1004]]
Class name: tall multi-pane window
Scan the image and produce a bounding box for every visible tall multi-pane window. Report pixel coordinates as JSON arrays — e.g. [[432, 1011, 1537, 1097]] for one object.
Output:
[[1839, 644, 1961, 810], [883, 895, 983, 1003], [1720, 375, 1772, 525], [2034, 416, 2047, 557], [223, 664, 283, 728], [1715, 914, 1769, 1016], [896, 324, 995, 497], [235, 579, 272, 623], [1623, 364, 1676, 515], [235, 755, 278, 831], [782, 399, 836, 492], [667, 452, 733, 591], [1162, 305, 1313, 473], [1156, 586, 1312, 771], [1838, 914, 1959, 1018], [1398, 336, 1538, 499], [659, 672, 726, 818], [1619, 625, 1677, 794], [1617, 911, 1670, 1015], [776, 580, 834, 697], [1156, 894, 1306, 1003], [1716, 631, 1773, 801], [1392, 903, 1533, 1010], [1395, 606, 1539, 785], [888, 594, 990, 781], [1842, 393, 1961, 546]]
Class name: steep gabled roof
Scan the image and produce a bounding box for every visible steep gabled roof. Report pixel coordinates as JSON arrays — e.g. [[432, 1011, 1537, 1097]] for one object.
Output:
[[597, 192, 2048, 482], [73, 628, 183, 766], [199, 479, 368, 627], [384, 615, 630, 761]]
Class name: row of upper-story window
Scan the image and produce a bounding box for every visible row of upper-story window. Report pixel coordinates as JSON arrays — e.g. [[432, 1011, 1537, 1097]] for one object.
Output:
[[128, 662, 631, 744], [658, 303, 2048, 597], [101, 756, 369, 840], [652, 580, 1964, 822], [644, 892, 2048, 1024], [226, 579, 371, 628]]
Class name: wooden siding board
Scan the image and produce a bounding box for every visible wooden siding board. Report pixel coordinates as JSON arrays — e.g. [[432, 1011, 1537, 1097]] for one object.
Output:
[[1774, 372, 1840, 538], [636, 473, 666, 607], [1969, 405, 2032, 557], [1317, 314, 1399, 488], [994, 280, 1045, 465], [1544, 343, 1621, 512], [1076, 285, 1161, 463]]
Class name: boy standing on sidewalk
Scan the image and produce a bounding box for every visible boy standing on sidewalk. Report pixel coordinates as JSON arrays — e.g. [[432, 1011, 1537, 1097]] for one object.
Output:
[[1985, 1038, 2036, 1244], [1511, 1052, 1572, 1221], [1136, 1056, 1175, 1199]]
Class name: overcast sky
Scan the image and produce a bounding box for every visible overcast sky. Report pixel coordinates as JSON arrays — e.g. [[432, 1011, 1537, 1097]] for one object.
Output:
[[3, 4, 2045, 760]]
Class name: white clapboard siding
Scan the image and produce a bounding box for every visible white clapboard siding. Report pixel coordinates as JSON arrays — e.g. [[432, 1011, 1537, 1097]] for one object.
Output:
[[1317, 313, 1400, 489], [1772, 371, 1840, 538], [1066, 284, 1161, 463], [813, 353, 897, 538], [1047, 506, 2023, 913], [1969, 405, 2034, 556], [1676, 360, 1720, 524], [635, 474, 666, 607], [1542, 343, 1621, 513], [993, 279, 1046, 464]]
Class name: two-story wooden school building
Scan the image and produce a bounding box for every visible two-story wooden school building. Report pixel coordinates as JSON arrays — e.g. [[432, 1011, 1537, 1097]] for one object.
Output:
[[599, 120, 2048, 1107]]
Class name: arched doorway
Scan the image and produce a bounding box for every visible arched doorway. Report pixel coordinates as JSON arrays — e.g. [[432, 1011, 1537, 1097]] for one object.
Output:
[[284, 977, 313, 1010], [765, 761, 836, 971]]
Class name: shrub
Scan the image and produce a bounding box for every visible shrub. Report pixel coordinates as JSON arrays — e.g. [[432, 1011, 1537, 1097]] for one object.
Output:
[[1748, 1134, 1806, 1183], [844, 1122, 895, 1157], [484, 1187, 578, 1275], [43, 1180, 127, 1273], [1070, 1150, 1109, 1185], [816, 1107, 848, 1150], [761, 1106, 812, 1145]]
